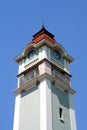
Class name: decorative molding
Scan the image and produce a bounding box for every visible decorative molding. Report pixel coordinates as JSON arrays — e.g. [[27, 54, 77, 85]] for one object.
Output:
[[13, 72, 75, 95]]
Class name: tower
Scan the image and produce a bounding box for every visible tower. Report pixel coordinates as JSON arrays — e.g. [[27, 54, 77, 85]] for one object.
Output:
[[13, 26, 77, 130]]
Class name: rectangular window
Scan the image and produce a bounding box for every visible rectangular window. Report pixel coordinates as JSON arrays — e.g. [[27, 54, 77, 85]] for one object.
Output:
[[59, 107, 63, 121]]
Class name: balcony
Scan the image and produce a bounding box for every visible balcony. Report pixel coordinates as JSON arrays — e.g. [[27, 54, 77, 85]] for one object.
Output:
[[52, 68, 70, 86], [19, 69, 39, 86]]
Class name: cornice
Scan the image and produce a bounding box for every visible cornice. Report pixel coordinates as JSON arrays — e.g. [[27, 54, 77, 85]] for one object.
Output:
[[17, 58, 72, 77], [14, 38, 74, 63]]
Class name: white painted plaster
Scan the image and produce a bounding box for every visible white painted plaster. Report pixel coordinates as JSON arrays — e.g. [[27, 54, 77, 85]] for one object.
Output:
[[39, 48, 42, 61], [13, 94, 21, 130], [46, 79, 52, 130], [39, 79, 52, 130], [47, 47, 51, 60], [19, 59, 25, 73], [64, 59, 70, 74], [68, 93, 77, 130], [41, 46, 47, 59]]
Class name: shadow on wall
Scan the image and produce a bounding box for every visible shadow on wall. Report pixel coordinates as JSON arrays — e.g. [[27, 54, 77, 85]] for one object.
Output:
[[51, 83, 70, 109], [21, 85, 38, 98]]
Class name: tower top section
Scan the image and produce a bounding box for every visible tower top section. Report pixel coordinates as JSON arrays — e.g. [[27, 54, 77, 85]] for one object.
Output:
[[32, 26, 56, 44], [13, 25, 75, 94], [14, 26, 74, 65]]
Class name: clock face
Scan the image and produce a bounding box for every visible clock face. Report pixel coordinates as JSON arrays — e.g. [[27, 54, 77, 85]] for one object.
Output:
[[28, 50, 36, 59], [53, 50, 61, 60]]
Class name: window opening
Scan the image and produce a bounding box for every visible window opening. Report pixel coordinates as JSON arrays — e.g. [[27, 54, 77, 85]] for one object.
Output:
[[59, 107, 63, 120], [28, 50, 36, 59], [53, 50, 61, 60]]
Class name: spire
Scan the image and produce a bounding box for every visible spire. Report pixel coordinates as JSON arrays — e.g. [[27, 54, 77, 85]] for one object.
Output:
[[42, 24, 45, 29], [42, 18, 45, 29]]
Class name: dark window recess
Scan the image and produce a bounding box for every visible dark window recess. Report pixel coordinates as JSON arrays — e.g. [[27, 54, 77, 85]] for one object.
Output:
[[28, 50, 36, 59], [53, 50, 61, 60], [59, 108, 63, 119]]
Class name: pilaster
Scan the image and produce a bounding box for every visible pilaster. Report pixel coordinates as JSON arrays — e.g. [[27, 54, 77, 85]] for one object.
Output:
[[68, 93, 77, 130], [39, 79, 52, 130], [13, 94, 21, 130]]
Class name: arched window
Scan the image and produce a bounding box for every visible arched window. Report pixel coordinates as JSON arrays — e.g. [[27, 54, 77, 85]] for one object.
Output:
[[28, 50, 36, 59], [53, 50, 61, 60]]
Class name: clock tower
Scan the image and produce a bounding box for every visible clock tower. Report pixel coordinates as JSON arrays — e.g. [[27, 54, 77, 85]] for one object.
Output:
[[13, 26, 77, 130]]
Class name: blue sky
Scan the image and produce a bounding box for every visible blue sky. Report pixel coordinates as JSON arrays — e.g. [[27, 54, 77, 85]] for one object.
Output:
[[0, 0, 87, 130]]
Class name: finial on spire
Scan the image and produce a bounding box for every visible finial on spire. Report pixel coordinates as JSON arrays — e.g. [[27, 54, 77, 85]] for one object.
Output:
[[42, 18, 45, 28]]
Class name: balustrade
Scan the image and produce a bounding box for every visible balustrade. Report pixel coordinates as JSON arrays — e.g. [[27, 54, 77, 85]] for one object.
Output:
[[19, 69, 38, 85], [52, 68, 70, 86]]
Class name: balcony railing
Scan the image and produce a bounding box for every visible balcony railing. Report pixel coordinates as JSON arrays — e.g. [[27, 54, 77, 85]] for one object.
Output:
[[19, 66, 70, 87], [19, 69, 38, 85], [52, 68, 70, 86]]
